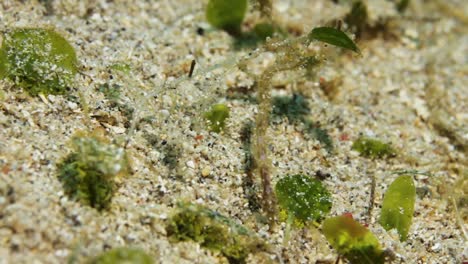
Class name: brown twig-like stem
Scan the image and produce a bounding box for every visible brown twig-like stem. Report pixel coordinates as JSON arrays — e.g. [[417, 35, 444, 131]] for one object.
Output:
[[188, 60, 196, 78], [250, 37, 319, 228], [254, 69, 277, 226]]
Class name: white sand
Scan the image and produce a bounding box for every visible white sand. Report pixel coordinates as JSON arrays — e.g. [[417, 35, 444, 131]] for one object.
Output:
[[0, 0, 466, 263]]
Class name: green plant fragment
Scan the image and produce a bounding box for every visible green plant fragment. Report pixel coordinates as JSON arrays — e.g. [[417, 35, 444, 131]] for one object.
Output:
[[109, 62, 131, 74], [89, 247, 153, 264], [322, 216, 385, 264], [204, 103, 230, 133], [379, 175, 416, 241], [57, 132, 130, 210], [308, 27, 360, 53], [206, 0, 247, 36], [275, 174, 332, 224], [0, 28, 78, 95], [166, 203, 266, 263], [351, 137, 396, 159]]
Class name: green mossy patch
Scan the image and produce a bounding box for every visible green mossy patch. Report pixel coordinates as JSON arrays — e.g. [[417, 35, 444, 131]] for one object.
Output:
[[166, 203, 267, 263], [57, 132, 130, 210], [351, 137, 396, 159], [275, 174, 332, 224], [89, 247, 153, 264], [0, 28, 78, 95]]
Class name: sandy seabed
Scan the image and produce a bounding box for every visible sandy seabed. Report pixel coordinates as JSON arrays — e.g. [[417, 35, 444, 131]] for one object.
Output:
[[0, 0, 467, 263]]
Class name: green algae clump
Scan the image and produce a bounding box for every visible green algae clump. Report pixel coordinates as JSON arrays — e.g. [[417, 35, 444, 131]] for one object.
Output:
[[89, 247, 153, 264], [275, 174, 332, 225], [351, 137, 396, 159], [0, 28, 78, 95], [322, 215, 385, 264], [379, 175, 416, 241], [204, 103, 230, 133], [166, 203, 267, 263], [206, 0, 247, 36], [57, 132, 130, 210]]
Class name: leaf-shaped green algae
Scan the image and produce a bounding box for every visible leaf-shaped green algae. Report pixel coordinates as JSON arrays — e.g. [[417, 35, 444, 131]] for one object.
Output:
[[275, 174, 332, 223], [204, 103, 230, 133], [0, 28, 78, 95], [322, 216, 385, 264], [379, 175, 416, 241], [206, 0, 248, 36], [308, 27, 360, 53]]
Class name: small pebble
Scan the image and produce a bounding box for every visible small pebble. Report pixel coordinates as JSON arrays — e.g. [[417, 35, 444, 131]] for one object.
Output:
[[186, 160, 195, 169], [201, 166, 211, 177]]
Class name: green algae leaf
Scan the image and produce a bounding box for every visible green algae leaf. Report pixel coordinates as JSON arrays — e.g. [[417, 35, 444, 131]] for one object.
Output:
[[308, 27, 360, 53], [90, 247, 153, 264], [351, 137, 396, 159], [322, 216, 385, 264], [166, 203, 266, 263], [0, 28, 78, 95], [206, 0, 248, 36], [204, 103, 230, 133], [379, 175, 416, 241], [275, 174, 332, 224]]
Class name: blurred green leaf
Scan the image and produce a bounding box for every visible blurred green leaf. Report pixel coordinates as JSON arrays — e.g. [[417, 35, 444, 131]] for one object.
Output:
[[322, 216, 385, 264], [380, 175, 416, 241], [206, 0, 247, 36], [308, 27, 360, 53]]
